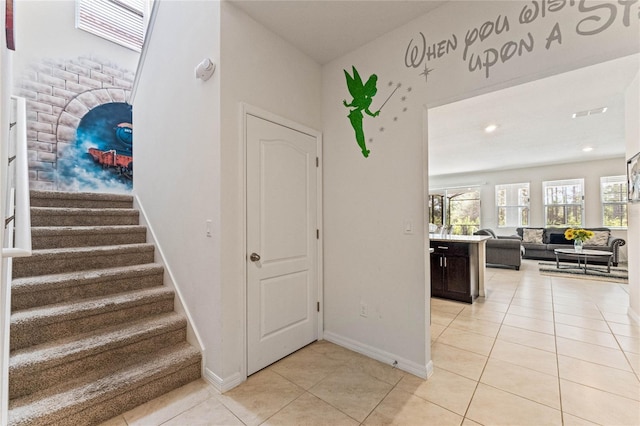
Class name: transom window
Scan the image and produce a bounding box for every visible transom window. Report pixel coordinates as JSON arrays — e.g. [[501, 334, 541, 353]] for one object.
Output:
[[601, 176, 627, 228], [76, 0, 147, 51], [496, 182, 529, 227], [543, 179, 584, 226]]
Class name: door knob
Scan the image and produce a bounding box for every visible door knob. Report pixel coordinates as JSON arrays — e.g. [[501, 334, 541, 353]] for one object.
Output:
[[250, 253, 261, 262]]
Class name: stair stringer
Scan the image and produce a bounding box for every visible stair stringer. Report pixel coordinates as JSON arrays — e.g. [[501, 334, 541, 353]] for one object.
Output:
[[132, 195, 206, 368]]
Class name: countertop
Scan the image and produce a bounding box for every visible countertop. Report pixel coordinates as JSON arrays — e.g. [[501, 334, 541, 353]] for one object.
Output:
[[429, 234, 491, 243]]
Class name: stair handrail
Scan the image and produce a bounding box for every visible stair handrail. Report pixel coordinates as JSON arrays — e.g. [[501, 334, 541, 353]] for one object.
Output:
[[3, 95, 31, 258], [1, 95, 32, 424]]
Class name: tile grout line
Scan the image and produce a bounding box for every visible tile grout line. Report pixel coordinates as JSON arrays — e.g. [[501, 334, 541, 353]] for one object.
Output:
[[261, 356, 365, 425], [596, 303, 640, 383], [549, 275, 566, 426], [458, 270, 518, 424]]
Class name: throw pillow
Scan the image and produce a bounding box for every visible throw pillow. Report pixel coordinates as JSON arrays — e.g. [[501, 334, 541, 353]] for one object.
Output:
[[523, 228, 543, 244], [549, 233, 570, 244], [589, 230, 609, 246]]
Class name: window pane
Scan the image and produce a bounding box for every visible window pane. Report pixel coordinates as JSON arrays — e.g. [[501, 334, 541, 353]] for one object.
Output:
[[602, 183, 626, 202], [546, 206, 566, 225], [566, 205, 582, 226], [496, 183, 529, 227], [449, 189, 480, 235], [601, 176, 628, 228], [429, 195, 444, 225], [498, 206, 506, 226], [521, 207, 529, 226], [603, 204, 628, 227], [518, 188, 529, 205], [543, 179, 584, 226]]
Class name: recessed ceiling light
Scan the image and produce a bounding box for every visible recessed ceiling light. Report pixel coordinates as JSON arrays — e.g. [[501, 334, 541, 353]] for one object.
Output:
[[583, 146, 594, 152], [484, 124, 498, 133]]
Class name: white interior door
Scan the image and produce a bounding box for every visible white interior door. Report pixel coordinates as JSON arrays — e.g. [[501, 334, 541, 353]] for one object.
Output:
[[246, 114, 318, 375]]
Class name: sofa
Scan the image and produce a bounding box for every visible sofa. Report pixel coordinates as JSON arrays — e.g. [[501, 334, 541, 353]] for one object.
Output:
[[474, 229, 523, 270], [515, 227, 626, 266]]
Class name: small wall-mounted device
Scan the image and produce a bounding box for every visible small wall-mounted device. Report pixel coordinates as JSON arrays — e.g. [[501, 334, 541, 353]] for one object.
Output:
[[195, 58, 216, 81]]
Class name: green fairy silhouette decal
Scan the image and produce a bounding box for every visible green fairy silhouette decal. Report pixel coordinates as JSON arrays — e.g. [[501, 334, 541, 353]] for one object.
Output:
[[343, 66, 380, 158]]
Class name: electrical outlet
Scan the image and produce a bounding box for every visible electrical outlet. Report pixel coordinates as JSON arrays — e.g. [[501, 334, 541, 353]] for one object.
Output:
[[360, 302, 368, 318]]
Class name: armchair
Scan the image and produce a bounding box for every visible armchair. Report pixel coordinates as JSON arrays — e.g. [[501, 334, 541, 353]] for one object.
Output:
[[474, 229, 523, 270]]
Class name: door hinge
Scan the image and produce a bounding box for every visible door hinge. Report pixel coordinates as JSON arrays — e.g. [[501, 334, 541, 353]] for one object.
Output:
[[316, 157, 319, 167], [316, 229, 320, 239], [317, 301, 320, 312]]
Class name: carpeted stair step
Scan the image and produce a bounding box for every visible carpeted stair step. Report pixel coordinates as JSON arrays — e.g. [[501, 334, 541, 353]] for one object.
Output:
[[31, 225, 147, 249], [10, 287, 175, 350], [30, 190, 133, 209], [31, 207, 140, 227], [8, 342, 201, 426], [9, 313, 187, 399], [12, 243, 155, 278], [11, 264, 164, 311]]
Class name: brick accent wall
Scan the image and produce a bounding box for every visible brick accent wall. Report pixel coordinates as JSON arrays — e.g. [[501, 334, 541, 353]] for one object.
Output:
[[14, 54, 134, 190]]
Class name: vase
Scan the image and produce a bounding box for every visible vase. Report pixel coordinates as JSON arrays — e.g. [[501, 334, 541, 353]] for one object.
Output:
[[574, 239, 583, 252]]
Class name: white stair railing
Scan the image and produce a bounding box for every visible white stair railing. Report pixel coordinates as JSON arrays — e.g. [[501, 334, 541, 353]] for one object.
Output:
[[3, 96, 32, 258], [1, 95, 32, 424]]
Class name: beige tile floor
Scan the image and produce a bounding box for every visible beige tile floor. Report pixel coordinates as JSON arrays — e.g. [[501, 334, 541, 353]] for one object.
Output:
[[103, 259, 639, 425]]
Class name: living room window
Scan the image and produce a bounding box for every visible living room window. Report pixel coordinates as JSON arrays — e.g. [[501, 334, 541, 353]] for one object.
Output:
[[543, 179, 584, 226], [601, 175, 628, 228], [429, 187, 481, 235], [76, 0, 148, 51], [496, 182, 529, 228], [428, 193, 444, 226]]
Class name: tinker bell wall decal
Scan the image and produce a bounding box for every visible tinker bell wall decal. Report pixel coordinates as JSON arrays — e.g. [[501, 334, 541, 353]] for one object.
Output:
[[343, 66, 398, 158]]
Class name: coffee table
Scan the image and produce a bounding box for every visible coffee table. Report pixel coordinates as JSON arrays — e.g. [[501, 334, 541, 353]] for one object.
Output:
[[554, 248, 614, 274]]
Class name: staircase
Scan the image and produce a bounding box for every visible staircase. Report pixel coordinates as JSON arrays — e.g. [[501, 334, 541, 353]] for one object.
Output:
[[7, 190, 201, 426]]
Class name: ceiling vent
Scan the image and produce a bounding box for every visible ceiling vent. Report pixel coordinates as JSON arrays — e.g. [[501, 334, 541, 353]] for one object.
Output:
[[572, 107, 608, 118]]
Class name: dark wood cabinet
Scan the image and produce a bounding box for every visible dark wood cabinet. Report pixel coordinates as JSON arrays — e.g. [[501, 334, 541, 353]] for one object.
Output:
[[430, 241, 477, 303]]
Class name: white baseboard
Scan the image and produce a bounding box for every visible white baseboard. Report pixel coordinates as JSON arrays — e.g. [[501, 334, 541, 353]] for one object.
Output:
[[203, 368, 244, 393], [132, 195, 205, 353], [323, 331, 429, 379], [426, 359, 434, 379]]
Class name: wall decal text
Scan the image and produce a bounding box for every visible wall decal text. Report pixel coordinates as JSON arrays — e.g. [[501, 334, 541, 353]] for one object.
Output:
[[404, 0, 639, 81]]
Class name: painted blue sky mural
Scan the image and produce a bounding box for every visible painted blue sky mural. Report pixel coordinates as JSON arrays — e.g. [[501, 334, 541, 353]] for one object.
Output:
[[58, 102, 133, 193]]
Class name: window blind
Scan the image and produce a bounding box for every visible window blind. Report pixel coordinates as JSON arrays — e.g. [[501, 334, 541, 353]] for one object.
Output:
[[76, 0, 145, 51]]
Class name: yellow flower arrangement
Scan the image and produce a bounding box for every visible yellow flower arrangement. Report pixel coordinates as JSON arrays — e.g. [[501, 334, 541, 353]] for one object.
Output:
[[564, 228, 594, 242]]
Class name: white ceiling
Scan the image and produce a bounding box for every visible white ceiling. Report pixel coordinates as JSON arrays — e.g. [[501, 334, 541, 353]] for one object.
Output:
[[229, 1, 639, 177], [230, 0, 447, 65], [429, 54, 639, 176]]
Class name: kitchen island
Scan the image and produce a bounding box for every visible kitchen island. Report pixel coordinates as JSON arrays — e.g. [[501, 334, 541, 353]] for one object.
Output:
[[429, 234, 490, 303]]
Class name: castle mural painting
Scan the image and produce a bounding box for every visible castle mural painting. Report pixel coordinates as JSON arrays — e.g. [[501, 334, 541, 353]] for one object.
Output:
[[15, 54, 135, 193], [58, 102, 133, 192]]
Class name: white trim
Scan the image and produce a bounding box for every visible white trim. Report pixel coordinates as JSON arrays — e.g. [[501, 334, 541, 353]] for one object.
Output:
[[129, 0, 160, 103], [132, 194, 205, 354], [628, 306, 639, 325], [203, 368, 243, 394], [316, 134, 324, 341], [240, 103, 248, 382], [323, 331, 430, 379], [422, 106, 432, 379], [241, 103, 323, 380]]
